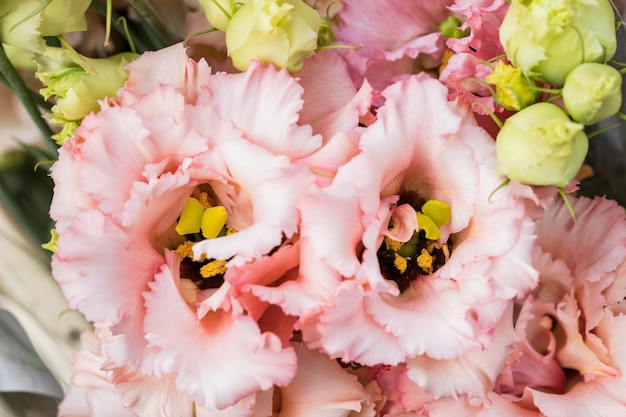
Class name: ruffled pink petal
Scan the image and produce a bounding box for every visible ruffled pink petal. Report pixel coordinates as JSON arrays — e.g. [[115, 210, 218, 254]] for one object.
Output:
[[364, 277, 483, 360], [304, 280, 406, 366], [198, 61, 321, 159], [296, 51, 374, 141], [277, 343, 370, 417], [553, 293, 617, 378], [536, 196, 626, 285], [531, 313, 626, 417], [113, 371, 196, 417], [52, 210, 162, 368], [124, 43, 212, 103], [376, 364, 435, 415], [405, 303, 518, 400], [142, 253, 297, 410], [336, 0, 451, 60], [58, 331, 136, 417]]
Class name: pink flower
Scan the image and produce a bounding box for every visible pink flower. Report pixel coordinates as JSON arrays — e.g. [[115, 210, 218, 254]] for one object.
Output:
[[444, 196, 626, 416], [495, 196, 626, 416], [262, 74, 537, 401], [50, 43, 332, 410]]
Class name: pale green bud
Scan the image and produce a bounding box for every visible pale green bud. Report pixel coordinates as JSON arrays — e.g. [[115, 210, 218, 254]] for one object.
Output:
[[0, 0, 90, 53], [486, 61, 539, 111], [225, 0, 321, 72], [36, 47, 138, 144], [500, 0, 616, 86], [198, 0, 245, 32], [496, 102, 588, 187], [562, 63, 623, 125]]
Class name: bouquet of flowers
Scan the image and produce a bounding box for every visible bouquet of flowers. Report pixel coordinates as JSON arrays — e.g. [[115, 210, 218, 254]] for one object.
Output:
[[2, 0, 626, 416]]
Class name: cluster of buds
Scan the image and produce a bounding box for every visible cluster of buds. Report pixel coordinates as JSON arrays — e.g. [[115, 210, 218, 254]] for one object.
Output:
[[491, 0, 621, 189]]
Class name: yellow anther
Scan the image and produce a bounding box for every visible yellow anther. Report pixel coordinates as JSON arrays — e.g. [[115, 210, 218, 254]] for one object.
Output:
[[198, 192, 214, 209], [175, 197, 204, 235], [175, 241, 196, 259], [384, 236, 403, 252], [417, 249, 434, 274], [394, 253, 409, 274], [200, 259, 227, 278], [200, 206, 228, 239], [421, 200, 451, 227], [417, 213, 441, 241]]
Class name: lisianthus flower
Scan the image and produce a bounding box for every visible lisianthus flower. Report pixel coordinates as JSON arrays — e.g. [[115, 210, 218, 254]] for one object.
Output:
[[436, 196, 626, 416], [259, 74, 537, 401], [50, 43, 328, 410]]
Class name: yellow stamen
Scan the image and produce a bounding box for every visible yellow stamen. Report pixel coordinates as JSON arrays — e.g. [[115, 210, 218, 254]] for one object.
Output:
[[439, 49, 455, 74], [384, 236, 403, 252], [417, 249, 434, 274], [421, 200, 451, 227], [394, 253, 409, 274], [175, 197, 204, 235], [198, 192, 214, 209], [200, 259, 227, 278], [417, 213, 441, 241], [201, 206, 228, 239], [175, 241, 196, 259]]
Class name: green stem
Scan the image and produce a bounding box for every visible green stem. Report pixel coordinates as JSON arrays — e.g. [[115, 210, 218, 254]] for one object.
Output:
[[0, 44, 57, 156], [127, 0, 180, 48], [88, 1, 150, 52]]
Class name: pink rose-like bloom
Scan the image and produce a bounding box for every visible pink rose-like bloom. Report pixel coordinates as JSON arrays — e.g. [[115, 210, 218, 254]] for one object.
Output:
[[50, 43, 349, 411], [430, 196, 626, 416], [492, 196, 626, 416], [257, 74, 538, 401]]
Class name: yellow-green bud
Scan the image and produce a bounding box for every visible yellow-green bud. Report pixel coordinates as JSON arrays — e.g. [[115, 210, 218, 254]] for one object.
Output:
[[36, 47, 138, 144], [0, 0, 90, 52], [198, 0, 245, 32], [225, 0, 321, 72], [496, 102, 588, 187], [499, 0, 616, 86], [486, 61, 539, 111], [562, 63, 623, 125]]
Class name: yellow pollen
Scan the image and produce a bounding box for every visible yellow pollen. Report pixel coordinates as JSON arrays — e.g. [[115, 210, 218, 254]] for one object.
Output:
[[439, 49, 455, 74], [200, 259, 227, 278], [175, 241, 195, 259], [417, 249, 434, 274], [385, 236, 403, 252], [198, 192, 214, 209], [394, 253, 409, 274]]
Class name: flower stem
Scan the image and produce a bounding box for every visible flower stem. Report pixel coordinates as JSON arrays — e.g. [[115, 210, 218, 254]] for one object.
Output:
[[127, 0, 180, 48], [0, 44, 56, 156]]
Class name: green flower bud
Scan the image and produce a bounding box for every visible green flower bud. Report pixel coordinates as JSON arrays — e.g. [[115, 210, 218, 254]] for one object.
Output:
[[562, 63, 623, 125], [0, 0, 90, 52], [486, 61, 539, 111], [496, 102, 588, 187], [225, 0, 321, 72], [36, 47, 138, 144], [500, 0, 616, 86], [198, 0, 245, 32]]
